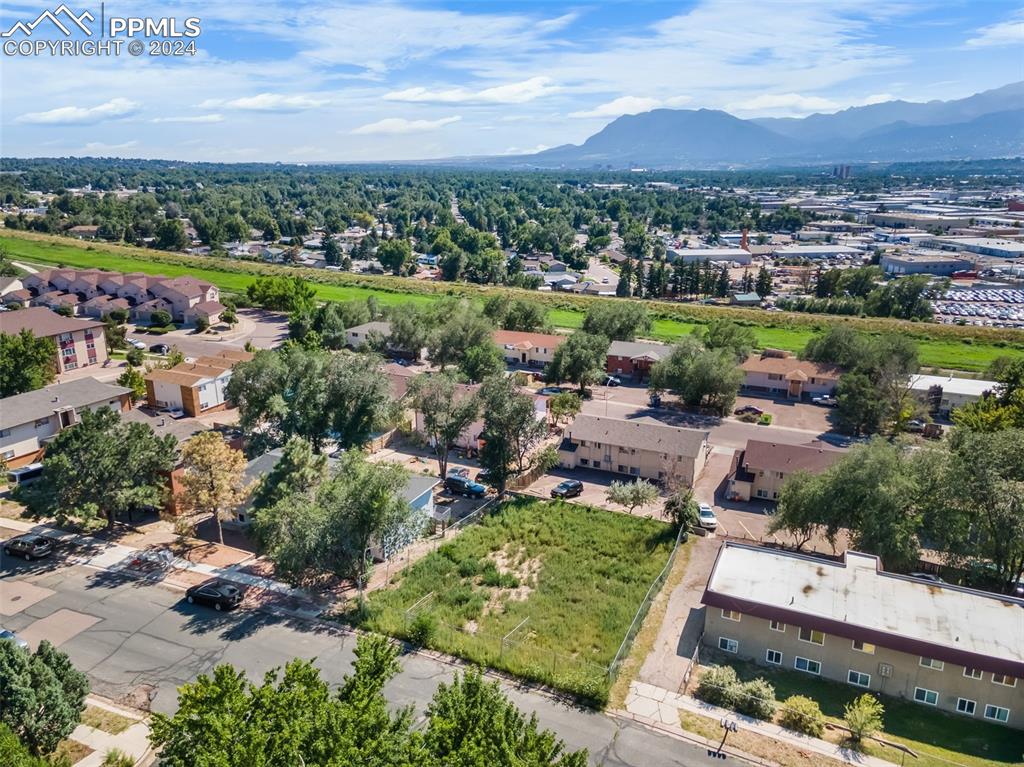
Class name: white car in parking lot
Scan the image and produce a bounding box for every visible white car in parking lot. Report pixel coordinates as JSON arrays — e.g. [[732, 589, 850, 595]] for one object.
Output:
[[698, 503, 718, 531]]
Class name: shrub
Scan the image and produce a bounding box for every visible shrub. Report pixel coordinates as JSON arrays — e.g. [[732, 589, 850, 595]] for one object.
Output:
[[844, 693, 884, 744], [408, 611, 437, 647], [734, 678, 776, 720], [778, 695, 825, 737], [695, 665, 739, 708], [757, 413, 773, 425], [150, 309, 172, 326], [101, 748, 135, 767], [194, 315, 210, 332], [125, 347, 144, 366]]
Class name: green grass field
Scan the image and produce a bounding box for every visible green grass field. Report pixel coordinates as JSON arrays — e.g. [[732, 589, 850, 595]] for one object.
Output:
[[355, 498, 676, 704], [4, 233, 1021, 372]]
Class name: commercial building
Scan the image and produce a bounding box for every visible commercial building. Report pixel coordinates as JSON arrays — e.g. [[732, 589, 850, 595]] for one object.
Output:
[[0, 306, 107, 373], [605, 339, 668, 381], [144, 349, 253, 417], [558, 414, 710, 487], [908, 374, 999, 417], [881, 253, 974, 276], [667, 247, 752, 265], [727, 440, 843, 502], [493, 330, 565, 367], [702, 543, 1024, 729], [0, 378, 132, 467], [740, 350, 842, 400], [773, 244, 862, 260], [925, 237, 1024, 260]]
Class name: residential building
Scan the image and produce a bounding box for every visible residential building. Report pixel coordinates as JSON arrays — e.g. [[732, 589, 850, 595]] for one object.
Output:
[[493, 330, 565, 367], [558, 414, 710, 486], [909, 374, 998, 417], [144, 349, 253, 417], [0, 378, 132, 467], [0, 306, 107, 372], [605, 339, 668, 381], [740, 350, 841, 399], [0, 276, 24, 297], [880, 252, 974, 276], [148, 276, 221, 322], [731, 292, 762, 306], [727, 440, 843, 502], [346, 321, 392, 349], [702, 543, 1024, 729]]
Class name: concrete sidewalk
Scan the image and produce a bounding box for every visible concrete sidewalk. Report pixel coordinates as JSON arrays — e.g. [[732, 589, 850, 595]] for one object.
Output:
[[70, 697, 151, 767]]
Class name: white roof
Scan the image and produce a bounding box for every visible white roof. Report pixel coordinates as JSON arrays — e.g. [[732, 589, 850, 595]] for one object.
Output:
[[908, 374, 997, 398]]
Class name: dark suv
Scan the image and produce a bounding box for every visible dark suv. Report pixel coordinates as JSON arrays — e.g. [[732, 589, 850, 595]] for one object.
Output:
[[3, 534, 55, 561], [550, 479, 584, 499], [443, 476, 487, 498], [185, 579, 246, 611]]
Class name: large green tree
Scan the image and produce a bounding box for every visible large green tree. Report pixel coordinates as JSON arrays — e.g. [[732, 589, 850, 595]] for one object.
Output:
[[377, 238, 413, 275], [246, 276, 316, 313], [698, 319, 756, 362], [581, 302, 650, 341], [409, 372, 480, 479], [649, 337, 743, 415], [546, 332, 609, 394], [478, 375, 546, 495], [250, 436, 327, 514], [0, 330, 57, 397]]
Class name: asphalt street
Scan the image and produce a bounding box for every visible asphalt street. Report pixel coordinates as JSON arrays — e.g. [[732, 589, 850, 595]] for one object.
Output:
[[1, 560, 730, 766]]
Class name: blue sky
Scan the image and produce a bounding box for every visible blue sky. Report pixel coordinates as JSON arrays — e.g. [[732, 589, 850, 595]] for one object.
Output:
[[1, 0, 1021, 161]]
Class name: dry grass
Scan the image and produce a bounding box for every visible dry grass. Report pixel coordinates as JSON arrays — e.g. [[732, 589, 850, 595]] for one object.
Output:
[[679, 711, 850, 767], [52, 738, 94, 765], [81, 704, 137, 735]]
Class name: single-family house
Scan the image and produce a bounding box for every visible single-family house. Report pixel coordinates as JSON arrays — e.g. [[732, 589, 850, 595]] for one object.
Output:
[[741, 350, 842, 400], [346, 321, 392, 350], [493, 330, 565, 367], [606, 340, 668, 381]]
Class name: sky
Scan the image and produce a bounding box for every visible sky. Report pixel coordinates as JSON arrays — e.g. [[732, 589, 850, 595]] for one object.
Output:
[[0, 0, 1022, 162]]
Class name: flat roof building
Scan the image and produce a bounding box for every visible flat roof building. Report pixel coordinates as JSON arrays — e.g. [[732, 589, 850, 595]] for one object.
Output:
[[881, 253, 974, 276]]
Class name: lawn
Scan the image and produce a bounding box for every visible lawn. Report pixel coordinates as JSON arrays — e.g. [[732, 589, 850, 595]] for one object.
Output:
[[80, 704, 136, 735], [718, 658, 1023, 767], [356, 498, 677, 704], [4, 232, 1022, 372]]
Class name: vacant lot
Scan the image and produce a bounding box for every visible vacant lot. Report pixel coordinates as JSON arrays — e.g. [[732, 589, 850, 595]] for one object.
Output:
[[4, 232, 1021, 372], [357, 498, 676, 704]]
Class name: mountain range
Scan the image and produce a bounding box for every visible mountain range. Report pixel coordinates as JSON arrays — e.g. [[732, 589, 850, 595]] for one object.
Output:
[[510, 82, 1024, 169]]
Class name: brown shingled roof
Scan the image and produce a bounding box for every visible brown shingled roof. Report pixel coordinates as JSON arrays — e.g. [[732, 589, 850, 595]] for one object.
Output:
[[0, 306, 103, 337], [741, 439, 844, 475], [740, 352, 842, 380]]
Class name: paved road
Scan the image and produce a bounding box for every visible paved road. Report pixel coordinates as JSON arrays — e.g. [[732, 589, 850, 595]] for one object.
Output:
[[2, 561, 725, 766]]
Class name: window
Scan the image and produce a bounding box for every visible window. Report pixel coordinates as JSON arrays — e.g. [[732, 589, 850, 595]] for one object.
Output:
[[847, 670, 870, 688], [914, 687, 938, 706], [852, 640, 875, 654], [2, 450, 13, 460], [59, 332, 72, 342], [920, 657, 944, 671], [770, 620, 786, 633], [34, 418, 49, 428], [756, 489, 769, 499], [618, 465, 626, 473], [718, 637, 738, 653], [64, 362, 77, 370], [85, 341, 95, 349], [629, 467, 639, 476], [0, 428, 11, 438], [579, 458, 589, 466], [794, 657, 821, 675], [984, 705, 1010, 723], [963, 667, 983, 680], [61, 347, 76, 357], [956, 698, 976, 716], [765, 649, 782, 665], [798, 627, 824, 645], [721, 609, 741, 622]]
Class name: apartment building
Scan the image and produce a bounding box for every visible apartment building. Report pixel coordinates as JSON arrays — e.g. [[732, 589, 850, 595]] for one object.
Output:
[[558, 414, 710, 486], [702, 544, 1023, 729], [346, 321, 392, 349], [0, 378, 132, 467], [727, 440, 844, 502], [740, 350, 841, 400], [144, 349, 253, 417], [493, 330, 565, 367], [0, 306, 108, 372], [908, 374, 998, 417], [605, 339, 668, 381]]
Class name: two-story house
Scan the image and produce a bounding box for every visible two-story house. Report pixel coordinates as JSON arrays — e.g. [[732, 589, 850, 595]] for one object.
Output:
[[727, 439, 844, 502], [493, 330, 565, 368], [740, 350, 842, 400]]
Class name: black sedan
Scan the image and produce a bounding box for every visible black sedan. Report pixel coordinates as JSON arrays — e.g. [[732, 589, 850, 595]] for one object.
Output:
[[185, 579, 246, 611], [3, 534, 55, 561], [550, 479, 584, 499]]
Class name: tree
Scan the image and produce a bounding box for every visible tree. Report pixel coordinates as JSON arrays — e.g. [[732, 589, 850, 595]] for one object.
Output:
[[323, 237, 342, 266], [649, 337, 743, 415], [18, 408, 176, 529], [155, 218, 188, 250], [754, 266, 773, 298], [178, 432, 249, 545], [767, 472, 827, 550], [605, 479, 659, 515], [116, 365, 146, 402], [459, 342, 505, 383], [250, 436, 327, 513], [548, 391, 581, 427], [581, 302, 650, 341], [546, 332, 609, 394], [663, 487, 698, 533], [699, 320, 756, 362], [0, 330, 56, 397], [0, 640, 89, 756], [479, 375, 546, 495], [428, 301, 493, 371], [376, 238, 413, 275], [483, 296, 547, 332], [150, 309, 173, 327], [844, 694, 884, 744], [221, 307, 238, 326], [246, 276, 316, 313], [409, 372, 480, 479], [0, 723, 50, 767], [778, 696, 825, 738], [125, 346, 144, 367], [835, 372, 883, 436]]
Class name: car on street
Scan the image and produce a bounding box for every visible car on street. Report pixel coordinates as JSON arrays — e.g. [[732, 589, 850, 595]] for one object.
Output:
[[185, 579, 246, 611], [550, 479, 584, 499], [127, 338, 147, 350], [697, 503, 718, 531], [443, 476, 487, 498], [0, 628, 29, 650], [539, 386, 567, 395], [604, 376, 621, 387], [3, 533, 55, 561], [812, 395, 837, 407], [150, 343, 170, 354], [906, 419, 927, 433], [734, 405, 763, 416]]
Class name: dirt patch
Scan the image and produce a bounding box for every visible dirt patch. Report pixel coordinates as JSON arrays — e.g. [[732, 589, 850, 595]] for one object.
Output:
[[482, 545, 542, 615]]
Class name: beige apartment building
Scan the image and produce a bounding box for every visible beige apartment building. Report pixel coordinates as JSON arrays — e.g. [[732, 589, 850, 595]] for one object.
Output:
[[727, 439, 843, 502], [558, 414, 710, 486], [740, 350, 842, 399], [145, 349, 253, 417], [0, 306, 108, 373], [493, 330, 565, 367], [702, 544, 1023, 729]]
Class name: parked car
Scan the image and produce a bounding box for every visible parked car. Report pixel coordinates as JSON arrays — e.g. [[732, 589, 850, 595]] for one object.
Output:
[[604, 376, 621, 387], [811, 395, 837, 407], [446, 467, 470, 479], [127, 338, 147, 350], [3, 533, 55, 561], [539, 386, 566, 396], [443, 476, 487, 498], [150, 343, 170, 354], [906, 419, 927, 434], [0, 628, 28, 650], [909, 572, 944, 584], [185, 579, 246, 611], [550, 479, 584, 499], [697, 503, 718, 531], [734, 405, 763, 416]]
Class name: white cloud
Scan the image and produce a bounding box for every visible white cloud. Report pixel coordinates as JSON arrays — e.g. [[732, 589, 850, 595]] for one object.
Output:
[[730, 93, 841, 115], [569, 95, 692, 119], [384, 76, 558, 105], [199, 93, 329, 112], [502, 144, 550, 155], [351, 116, 462, 135], [17, 97, 139, 125], [965, 10, 1024, 47], [861, 93, 895, 105], [151, 114, 225, 124], [81, 141, 140, 153]]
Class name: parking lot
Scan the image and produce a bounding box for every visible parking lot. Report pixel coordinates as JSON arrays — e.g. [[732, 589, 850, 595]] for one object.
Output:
[[933, 287, 1024, 328]]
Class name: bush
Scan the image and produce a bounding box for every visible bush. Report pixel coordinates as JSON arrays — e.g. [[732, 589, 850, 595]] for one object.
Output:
[[778, 695, 825, 737], [194, 315, 210, 332], [408, 611, 437, 647], [757, 413, 773, 425], [844, 693, 884, 744], [149, 309, 172, 326], [101, 749, 135, 767], [695, 665, 739, 708], [734, 678, 776, 720], [125, 347, 144, 366]]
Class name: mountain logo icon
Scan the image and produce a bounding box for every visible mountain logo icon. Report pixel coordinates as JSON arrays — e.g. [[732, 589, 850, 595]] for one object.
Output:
[[1, 4, 94, 37]]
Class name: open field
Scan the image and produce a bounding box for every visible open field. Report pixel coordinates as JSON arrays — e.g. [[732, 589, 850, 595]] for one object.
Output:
[[716, 657, 1022, 767], [3, 231, 1022, 371], [355, 498, 676, 704]]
